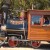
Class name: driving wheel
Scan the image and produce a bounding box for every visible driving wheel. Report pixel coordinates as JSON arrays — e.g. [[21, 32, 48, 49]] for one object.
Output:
[[8, 36, 18, 47], [31, 41, 41, 48]]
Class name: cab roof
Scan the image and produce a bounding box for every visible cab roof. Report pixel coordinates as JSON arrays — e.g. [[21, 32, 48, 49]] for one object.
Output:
[[27, 9, 50, 15]]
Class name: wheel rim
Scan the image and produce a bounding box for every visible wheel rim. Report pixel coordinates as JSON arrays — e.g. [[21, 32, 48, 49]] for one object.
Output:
[[31, 41, 41, 48], [8, 37, 18, 47]]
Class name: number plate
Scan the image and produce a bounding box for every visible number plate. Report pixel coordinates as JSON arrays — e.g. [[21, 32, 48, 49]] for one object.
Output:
[[10, 20, 24, 25]]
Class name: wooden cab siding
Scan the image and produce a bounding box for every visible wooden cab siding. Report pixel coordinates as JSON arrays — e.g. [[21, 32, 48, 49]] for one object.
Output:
[[27, 10, 50, 41]]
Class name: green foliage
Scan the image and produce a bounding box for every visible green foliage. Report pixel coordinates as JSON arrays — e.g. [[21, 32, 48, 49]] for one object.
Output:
[[0, 0, 50, 10], [0, 0, 50, 17]]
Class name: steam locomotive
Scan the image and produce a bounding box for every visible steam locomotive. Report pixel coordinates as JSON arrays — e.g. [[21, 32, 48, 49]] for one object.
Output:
[[0, 0, 50, 49]]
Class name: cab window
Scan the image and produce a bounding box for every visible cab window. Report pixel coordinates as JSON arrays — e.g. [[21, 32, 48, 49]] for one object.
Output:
[[31, 15, 41, 25], [43, 15, 50, 25]]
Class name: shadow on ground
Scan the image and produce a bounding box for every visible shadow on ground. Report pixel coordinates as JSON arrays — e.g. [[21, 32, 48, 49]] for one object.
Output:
[[2, 44, 50, 49]]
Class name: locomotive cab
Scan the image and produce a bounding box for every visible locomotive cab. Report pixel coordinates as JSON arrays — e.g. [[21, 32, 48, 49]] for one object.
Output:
[[27, 10, 50, 48], [27, 10, 50, 41]]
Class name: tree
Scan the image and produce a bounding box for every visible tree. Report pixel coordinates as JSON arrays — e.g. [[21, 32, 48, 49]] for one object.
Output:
[[0, 0, 50, 10]]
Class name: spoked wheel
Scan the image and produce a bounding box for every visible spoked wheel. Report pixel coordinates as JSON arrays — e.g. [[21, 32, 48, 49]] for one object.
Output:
[[31, 41, 41, 48], [8, 36, 18, 47]]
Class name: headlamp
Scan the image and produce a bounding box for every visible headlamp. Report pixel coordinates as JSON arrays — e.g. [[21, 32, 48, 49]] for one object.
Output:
[[1, 25, 6, 31]]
